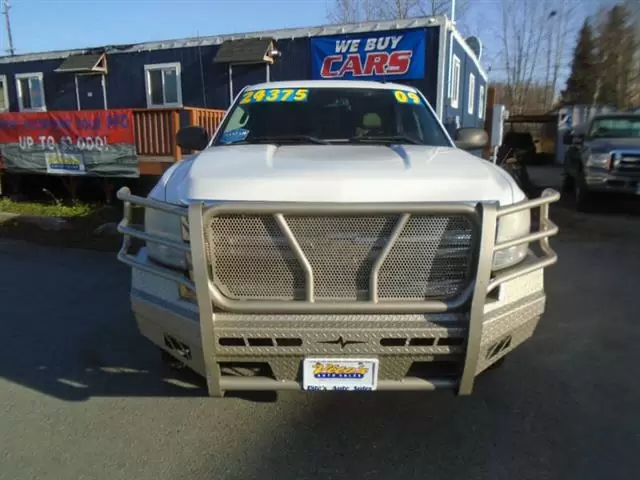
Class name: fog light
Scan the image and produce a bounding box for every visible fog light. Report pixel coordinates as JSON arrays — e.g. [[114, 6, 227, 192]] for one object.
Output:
[[179, 284, 197, 302]]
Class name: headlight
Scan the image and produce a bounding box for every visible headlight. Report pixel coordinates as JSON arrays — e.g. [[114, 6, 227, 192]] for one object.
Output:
[[145, 208, 188, 270], [492, 209, 531, 271], [586, 152, 611, 169]]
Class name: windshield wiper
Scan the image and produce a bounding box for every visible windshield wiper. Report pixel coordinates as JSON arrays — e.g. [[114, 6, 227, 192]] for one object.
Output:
[[247, 135, 331, 145], [348, 134, 422, 145]]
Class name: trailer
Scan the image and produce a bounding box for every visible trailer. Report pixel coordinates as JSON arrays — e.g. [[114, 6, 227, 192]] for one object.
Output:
[[0, 16, 488, 178]]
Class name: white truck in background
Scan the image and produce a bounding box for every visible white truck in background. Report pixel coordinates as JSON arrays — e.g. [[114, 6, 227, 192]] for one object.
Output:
[[116, 80, 559, 397]]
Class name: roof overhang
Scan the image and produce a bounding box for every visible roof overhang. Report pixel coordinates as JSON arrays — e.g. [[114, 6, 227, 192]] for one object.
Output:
[[213, 38, 279, 65], [54, 53, 107, 74], [0, 16, 446, 64]]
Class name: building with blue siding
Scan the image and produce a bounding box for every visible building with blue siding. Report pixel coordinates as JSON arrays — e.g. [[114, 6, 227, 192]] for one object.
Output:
[[0, 16, 487, 133]]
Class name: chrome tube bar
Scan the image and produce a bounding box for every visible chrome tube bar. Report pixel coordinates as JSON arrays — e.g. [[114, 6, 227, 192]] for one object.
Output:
[[487, 188, 560, 294], [199, 202, 481, 314]]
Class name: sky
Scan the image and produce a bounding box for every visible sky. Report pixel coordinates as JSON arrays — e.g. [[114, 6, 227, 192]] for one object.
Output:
[[1, 0, 332, 54]]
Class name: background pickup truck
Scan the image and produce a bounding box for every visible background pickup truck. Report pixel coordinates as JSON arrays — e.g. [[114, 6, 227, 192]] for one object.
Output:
[[563, 112, 640, 211]]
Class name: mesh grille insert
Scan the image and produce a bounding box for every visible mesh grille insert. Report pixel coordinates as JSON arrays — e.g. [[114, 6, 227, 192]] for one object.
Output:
[[206, 213, 475, 302], [378, 215, 474, 300], [287, 215, 396, 300], [208, 215, 305, 300]]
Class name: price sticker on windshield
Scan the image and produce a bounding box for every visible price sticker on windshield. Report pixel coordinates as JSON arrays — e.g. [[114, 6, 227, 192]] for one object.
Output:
[[240, 88, 309, 104], [394, 90, 422, 105]]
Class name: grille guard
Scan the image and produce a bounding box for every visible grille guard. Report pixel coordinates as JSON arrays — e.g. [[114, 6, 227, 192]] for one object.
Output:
[[116, 188, 559, 314], [116, 187, 559, 396], [200, 203, 482, 314]]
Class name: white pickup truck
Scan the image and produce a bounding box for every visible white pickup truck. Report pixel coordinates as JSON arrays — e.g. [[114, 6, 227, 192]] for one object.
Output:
[[116, 80, 559, 397]]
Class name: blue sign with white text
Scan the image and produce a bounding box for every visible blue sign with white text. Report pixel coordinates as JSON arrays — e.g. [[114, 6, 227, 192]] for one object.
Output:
[[311, 29, 426, 81]]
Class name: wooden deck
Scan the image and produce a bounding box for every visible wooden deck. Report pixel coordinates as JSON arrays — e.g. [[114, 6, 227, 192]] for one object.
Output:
[[134, 107, 225, 175]]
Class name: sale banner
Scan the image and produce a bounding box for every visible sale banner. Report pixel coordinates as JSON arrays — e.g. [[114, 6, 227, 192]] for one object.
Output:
[[0, 109, 139, 177], [311, 29, 426, 81]]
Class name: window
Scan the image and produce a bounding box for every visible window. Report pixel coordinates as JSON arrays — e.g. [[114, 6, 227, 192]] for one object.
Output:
[[588, 116, 640, 139], [15, 72, 46, 112], [468, 73, 476, 115], [478, 85, 485, 120], [450, 55, 461, 109], [144, 62, 182, 108], [0, 75, 8, 112], [214, 87, 452, 148]]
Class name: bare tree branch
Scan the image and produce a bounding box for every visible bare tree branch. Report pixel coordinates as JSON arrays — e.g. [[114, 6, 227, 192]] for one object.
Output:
[[377, 0, 416, 20], [496, 0, 554, 113], [327, 0, 469, 23], [415, 0, 469, 20], [326, 0, 379, 24]]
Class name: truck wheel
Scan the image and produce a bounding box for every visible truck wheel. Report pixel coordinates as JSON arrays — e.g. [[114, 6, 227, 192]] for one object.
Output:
[[574, 172, 593, 212], [160, 348, 187, 370]]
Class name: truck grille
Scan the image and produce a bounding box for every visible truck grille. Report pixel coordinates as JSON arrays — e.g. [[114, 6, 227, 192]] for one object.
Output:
[[205, 214, 476, 302], [615, 152, 640, 174]]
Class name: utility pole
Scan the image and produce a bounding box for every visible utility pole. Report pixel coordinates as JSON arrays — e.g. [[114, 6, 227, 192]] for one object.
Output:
[[544, 10, 557, 109], [550, 4, 567, 111], [2, 0, 16, 56]]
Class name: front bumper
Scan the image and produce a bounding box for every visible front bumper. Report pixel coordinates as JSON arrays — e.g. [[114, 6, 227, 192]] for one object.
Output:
[[130, 258, 546, 393], [117, 188, 560, 397], [585, 168, 640, 195]]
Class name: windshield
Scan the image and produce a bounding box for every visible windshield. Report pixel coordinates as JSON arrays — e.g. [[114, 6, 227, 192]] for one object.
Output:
[[213, 87, 452, 147], [588, 116, 640, 139]]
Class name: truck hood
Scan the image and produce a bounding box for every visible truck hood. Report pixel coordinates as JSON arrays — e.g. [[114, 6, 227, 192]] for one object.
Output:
[[159, 144, 522, 206], [587, 138, 640, 151]]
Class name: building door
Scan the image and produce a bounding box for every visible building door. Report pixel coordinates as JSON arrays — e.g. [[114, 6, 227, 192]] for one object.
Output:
[[76, 74, 106, 110]]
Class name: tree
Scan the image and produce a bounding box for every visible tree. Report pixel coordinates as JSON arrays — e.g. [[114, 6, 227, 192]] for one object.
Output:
[[623, 0, 640, 107], [547, 2, 580, 109], [326, 0, 468, 24], [492, 81, 551, 113], [496, 0, 553, 114], [593, 3, 636, 108], [416, 0, 469, 19], [327, 0, 377, 23], [558, 1, 639, 109], [561, 20, 597, 105]]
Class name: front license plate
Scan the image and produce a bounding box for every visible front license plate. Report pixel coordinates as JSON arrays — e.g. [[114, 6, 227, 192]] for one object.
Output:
[[302, 358, 379, 391]]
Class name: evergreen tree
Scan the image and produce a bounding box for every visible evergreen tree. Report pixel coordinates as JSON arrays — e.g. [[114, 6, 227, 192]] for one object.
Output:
[[595, 4, 634, 108], [561, 19, 597, 106]]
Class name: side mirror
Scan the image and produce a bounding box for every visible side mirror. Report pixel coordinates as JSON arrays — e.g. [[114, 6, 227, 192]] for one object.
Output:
[[454, 128, 488, 150], [176, 125, 209, 151]]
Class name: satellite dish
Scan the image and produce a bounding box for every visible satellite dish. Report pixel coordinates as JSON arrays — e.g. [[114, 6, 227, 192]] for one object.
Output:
[[465, 36, 483, 60]]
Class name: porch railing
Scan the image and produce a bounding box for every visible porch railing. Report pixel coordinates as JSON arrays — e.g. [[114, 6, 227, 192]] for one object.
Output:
[[133, 109, 181, 159], [133, 107, 226, 161], [187, 108, 226, 137]]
